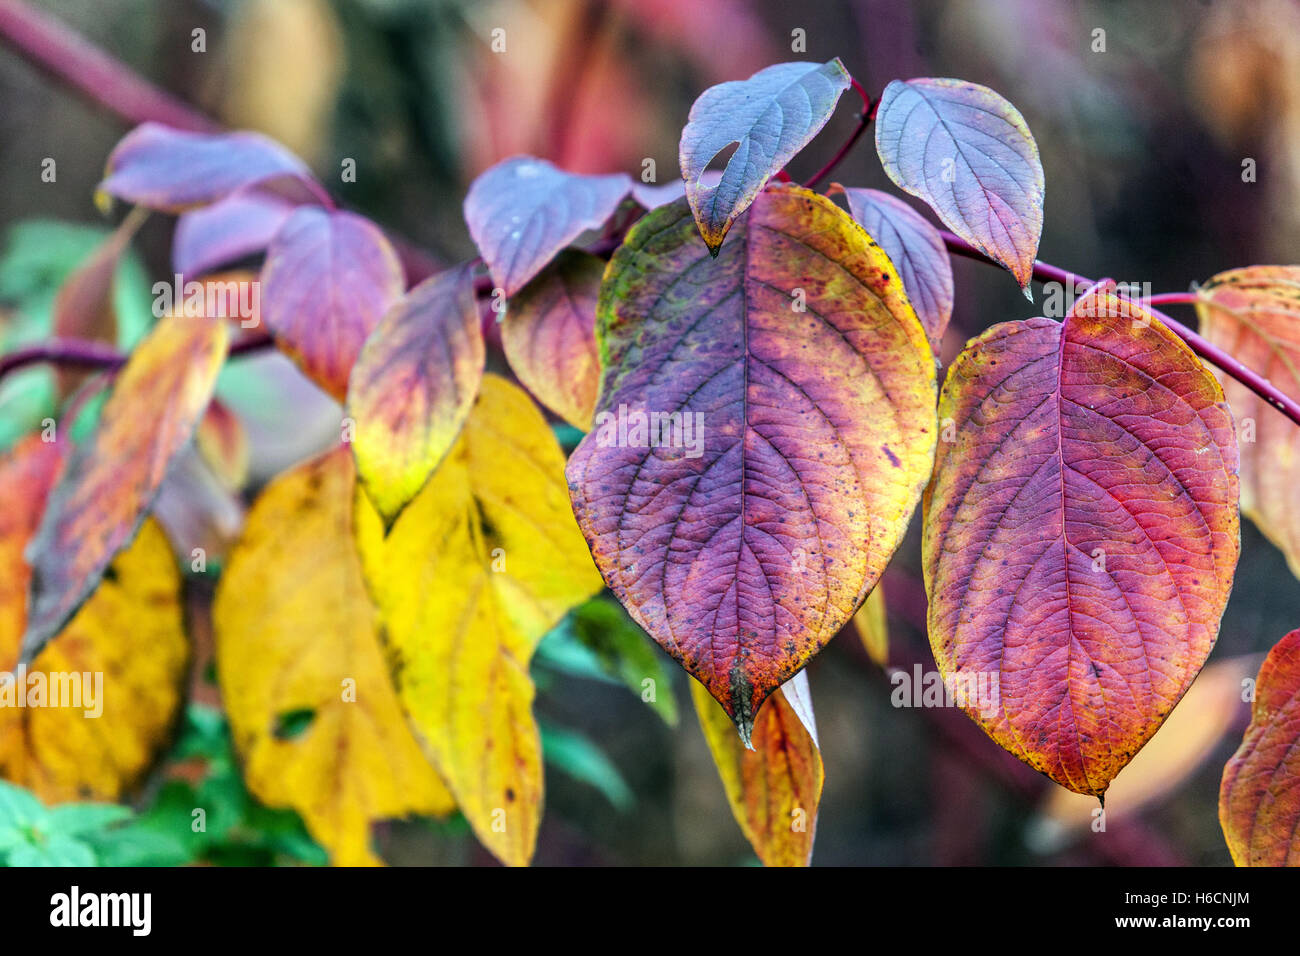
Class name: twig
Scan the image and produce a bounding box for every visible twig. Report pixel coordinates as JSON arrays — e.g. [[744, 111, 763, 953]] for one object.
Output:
[[0, 331, 275, 383], [805, 79, 877, 190], [938, 229, 1300, 428], [0, 0, 218, 132]]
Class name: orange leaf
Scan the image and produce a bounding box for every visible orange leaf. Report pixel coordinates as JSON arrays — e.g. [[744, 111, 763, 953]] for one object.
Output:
[[1220, 630, 1300, 866], [1195, 266, 1300, 577], [692, 671, 823, 866], [20, 312, 229, 663], [924, 286, 1239, 796]]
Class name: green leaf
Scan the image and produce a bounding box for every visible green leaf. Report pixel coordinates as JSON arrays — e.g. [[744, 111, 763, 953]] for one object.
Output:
[[572, 598, 680, 725], [539, 722, 633, 813], [46, 802, 132, 837], [0, 780, 48, 831], [7, 833, 97, 867]]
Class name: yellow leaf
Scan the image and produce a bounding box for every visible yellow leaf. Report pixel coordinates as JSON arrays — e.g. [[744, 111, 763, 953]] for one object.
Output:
[[853, 584, 889, 668], [692, 671, 824, 867], [221, 0, 344, 164], [0, 436, 187, 802], [214, 445, 455, 866], [355, 374, 603, 866]]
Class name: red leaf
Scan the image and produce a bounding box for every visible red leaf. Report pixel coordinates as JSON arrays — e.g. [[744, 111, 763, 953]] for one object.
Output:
[[51, 209, 147, 398], [1220, 630, 1300, 866], [502, 250, 602, 429], [261, 207, 405, 401], [924, 285, 1240, 795]]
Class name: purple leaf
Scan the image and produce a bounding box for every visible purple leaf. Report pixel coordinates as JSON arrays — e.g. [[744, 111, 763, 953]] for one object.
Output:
[[679, 59, 849, 252], [173, 189, 300, 278], [837, 186, 953, 351], [464, 156, 631, 297], [98, 122, 326, 212], [260, 207, 405, 401], [874, 78, 1044, 290]]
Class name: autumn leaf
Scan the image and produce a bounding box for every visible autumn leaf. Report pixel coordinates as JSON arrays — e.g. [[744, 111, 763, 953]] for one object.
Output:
[[853, 583, 889, 668], [20, 311, 229, 664], [355, 374, 603, 867], [463, 156, 631, 297], [679, 59, 850, 253], [172, 188, 299, 278], [502, 249, 603, 429], [834, 185, 953, 352], [1195, 266, 1300, 578], [567, 187, 936, 741], [347, 263, 484, 528], [874, 78, 1044, 290], [98, 122, 321, 212], [692, 671, 823, 867], [1220, 630, 1300, 866], [195, 399, 251, 493], [213, 445, 455, 866], [924, 285, 1240, 796], [261, 206, 405, 401], [1030, 656, 1254, 853], [0, 436, 187, 803], [51, 208, 148, 399]]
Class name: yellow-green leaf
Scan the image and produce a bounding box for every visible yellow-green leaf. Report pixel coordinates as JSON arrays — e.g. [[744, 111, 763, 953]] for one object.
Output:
[[214, 445, 455, 866], [853, 584, 889, 668], [355, 374, 603, 867], [347, 263, 485, 528]]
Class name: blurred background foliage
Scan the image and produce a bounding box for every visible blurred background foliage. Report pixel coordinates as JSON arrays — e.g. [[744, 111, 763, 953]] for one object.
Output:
[[1, 0, 1299, 865]]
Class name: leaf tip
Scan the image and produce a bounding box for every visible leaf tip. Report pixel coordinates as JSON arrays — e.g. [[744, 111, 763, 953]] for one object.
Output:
[[93, 187, 114, 217]]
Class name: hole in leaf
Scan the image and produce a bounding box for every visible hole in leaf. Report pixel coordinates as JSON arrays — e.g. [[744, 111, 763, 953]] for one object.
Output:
[[273, 708, 315, 740], [704, 141, 740, 173]]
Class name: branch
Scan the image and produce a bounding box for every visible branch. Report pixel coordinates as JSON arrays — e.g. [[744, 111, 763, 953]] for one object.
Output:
[[804, 78, 877, 190], [0, 331, 275, 383], [938, 229, 1300, 429], [0, 0, 218, 133]]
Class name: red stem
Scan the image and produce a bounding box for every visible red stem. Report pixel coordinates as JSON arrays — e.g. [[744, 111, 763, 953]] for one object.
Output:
[[938, 229, 1300, 428], [0, 331, 275, 382], [0, 0, 218, 133], [804, 79, 878, 191], [1144, 291, 1200, 307]]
